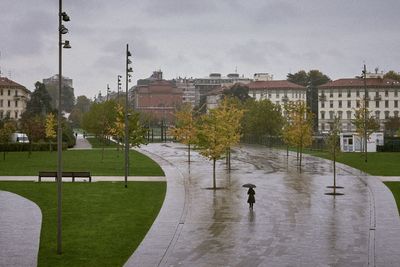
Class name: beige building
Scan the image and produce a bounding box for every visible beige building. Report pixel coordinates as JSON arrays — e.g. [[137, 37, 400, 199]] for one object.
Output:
[[318, 77, 400, 133], [0, 77, 30, 120], [247, 80, 306, 110]]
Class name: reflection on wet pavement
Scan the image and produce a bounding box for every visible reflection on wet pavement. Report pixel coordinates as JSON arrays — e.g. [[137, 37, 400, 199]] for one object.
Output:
[[126, 143, 400, 267]]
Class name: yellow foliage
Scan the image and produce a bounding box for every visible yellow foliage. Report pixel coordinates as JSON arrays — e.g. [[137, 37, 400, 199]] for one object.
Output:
[[45, 113, 57, 140]]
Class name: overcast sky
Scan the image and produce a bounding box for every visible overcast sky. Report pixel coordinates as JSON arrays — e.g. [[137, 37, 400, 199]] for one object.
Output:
[[1, 0, 399, 98]]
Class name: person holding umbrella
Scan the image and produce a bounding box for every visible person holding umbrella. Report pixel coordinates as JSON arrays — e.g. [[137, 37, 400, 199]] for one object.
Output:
[[243, 184, 256, 210]]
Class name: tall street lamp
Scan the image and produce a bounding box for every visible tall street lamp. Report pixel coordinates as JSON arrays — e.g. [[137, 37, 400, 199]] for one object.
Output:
[[117, 75, 122, 101], [125, 44, 133, 188], [362, 64, 368, 162], [57, 0, 71, 255]]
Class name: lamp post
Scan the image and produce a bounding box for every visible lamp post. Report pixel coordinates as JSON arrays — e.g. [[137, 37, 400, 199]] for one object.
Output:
[[117, 75, 122, 101], [125, 44, 133, 188], [106, 84, 110, 101], [362, 64, 368, 162], [57, 0, 71, 255]]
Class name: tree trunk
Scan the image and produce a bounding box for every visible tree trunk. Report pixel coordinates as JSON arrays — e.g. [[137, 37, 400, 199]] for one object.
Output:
[[213, 158, 216, 189]]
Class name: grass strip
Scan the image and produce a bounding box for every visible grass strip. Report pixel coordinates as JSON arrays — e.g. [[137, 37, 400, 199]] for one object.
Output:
[[383, 182, 400, 214], [0, 150, 164, 176]]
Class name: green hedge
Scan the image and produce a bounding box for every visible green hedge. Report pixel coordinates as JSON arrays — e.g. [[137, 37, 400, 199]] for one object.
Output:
[[0, 142, 68, 152]]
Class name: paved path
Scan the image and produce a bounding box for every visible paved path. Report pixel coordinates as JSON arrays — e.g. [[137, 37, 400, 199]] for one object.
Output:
[[126, 143, 400, 267], [69, 133, 92, 150], [0, 191, 41, 267]]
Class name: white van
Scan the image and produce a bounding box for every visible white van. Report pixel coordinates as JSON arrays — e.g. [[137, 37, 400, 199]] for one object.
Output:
[[11, 132, 29, 143]]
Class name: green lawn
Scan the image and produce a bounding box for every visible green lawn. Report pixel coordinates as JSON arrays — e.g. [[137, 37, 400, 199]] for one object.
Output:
[[384, 182, 400, 214], [0, 181, 166, 267], [303, 150, 400, 176], [0, 150, 164, 176]]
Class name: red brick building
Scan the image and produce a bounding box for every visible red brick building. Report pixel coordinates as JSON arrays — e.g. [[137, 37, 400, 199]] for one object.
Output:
[[132, 71, 183, 125]]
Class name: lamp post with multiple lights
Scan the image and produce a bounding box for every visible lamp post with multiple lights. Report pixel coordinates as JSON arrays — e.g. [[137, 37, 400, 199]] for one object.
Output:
[[117, 75, 122, 101], [125, 44, 133, 188], [57, 0, 71, 255], [362, 64, 368, 162]]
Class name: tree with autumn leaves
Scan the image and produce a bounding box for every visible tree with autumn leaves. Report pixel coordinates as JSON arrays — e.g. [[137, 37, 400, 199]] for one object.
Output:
[[282, 101, 314, 168], [45, 113, 57, 152], [351, 101, 380, 155], [169, 103, 198, 164], [196, 98, 244, 189]]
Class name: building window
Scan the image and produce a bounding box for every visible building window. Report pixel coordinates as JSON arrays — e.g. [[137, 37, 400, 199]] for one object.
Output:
[[330, 100, 333, 108], [0, 111, 3, 119], [356, 90, 360, 97], [320, 111, 325, 119], [0, 89, 3, 95], [321, 101, 325, 108], [329, 90, 333, 97], [385, 90, 389, 97], [375, 91, 379, 97], [385, 111, 390, 119], [268, 93, 272, 98], [6, 111, 10, 118], [321, 123, 325, 131], [15, 100, 18, 107], [338, 100, 342, 108], [347, 111, 352, 119], [14, 111, 18, 119], [395, 100, 398, 108], [329, 111, 334, 119], [395, 90, 398, 97], [366, 101, 369, 108], [15, 90, 18, 96], [7, 100, 11, 107], [276, 91, 279, 98], [347, 100, 351, 108], [338, 90, 342, 97], [8, 90, 11, 96], [347, 90, 351, 97], [338, 111, 343, 119], [376, 101, 380, 108], [385, 100, 389, 108], [356, 100, 360, 108], [375, 111, 380, 119], [0, 99, 3, 107]]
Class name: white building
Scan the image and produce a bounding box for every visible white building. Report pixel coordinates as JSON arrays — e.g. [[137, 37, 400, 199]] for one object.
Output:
[[340, 132, 384, 152], [247, 80, 306, 111], [0, 77, 30, 120], [318, 78, 400, 133]]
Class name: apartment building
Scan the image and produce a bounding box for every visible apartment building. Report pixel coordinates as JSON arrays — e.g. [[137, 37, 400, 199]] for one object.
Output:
[[247, 80, 306, 111], [318, 78, 400, 133], [0, 77, 30, 120], [132, 71, 183, 125], [195, 73, 251, 106]]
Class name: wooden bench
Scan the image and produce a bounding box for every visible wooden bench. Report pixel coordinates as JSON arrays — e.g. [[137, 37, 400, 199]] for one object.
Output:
[[38, 171, 91, 182]]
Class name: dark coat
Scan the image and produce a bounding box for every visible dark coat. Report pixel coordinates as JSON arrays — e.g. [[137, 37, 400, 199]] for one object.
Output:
[[247, 188, 255, 204]]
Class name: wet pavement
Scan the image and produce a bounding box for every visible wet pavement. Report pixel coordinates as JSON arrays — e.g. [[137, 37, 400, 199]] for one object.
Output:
[[0, 191, 41, 267], [69, 133, 92, 150], [126, 143, 400, 267]]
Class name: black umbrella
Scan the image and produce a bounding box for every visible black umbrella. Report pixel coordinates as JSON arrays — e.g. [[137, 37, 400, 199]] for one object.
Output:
[[242, 183, 256, 188]]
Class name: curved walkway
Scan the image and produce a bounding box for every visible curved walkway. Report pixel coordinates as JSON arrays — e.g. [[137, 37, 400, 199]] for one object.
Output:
[[0, 191, 42, 267], [126, 143, 400, 267]]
